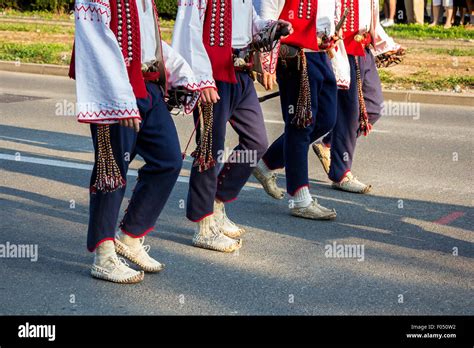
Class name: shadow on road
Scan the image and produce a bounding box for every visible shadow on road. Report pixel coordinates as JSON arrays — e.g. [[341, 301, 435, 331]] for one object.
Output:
[[0, 125, 92, 153]]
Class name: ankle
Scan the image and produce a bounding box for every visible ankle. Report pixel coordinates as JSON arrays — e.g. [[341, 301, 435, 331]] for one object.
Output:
[[198, 214, 215, 231], [117, 230, 141, 249], [257, 160, 274, 178], [94, 240, 116, 265], [291, 186, 313, 208]]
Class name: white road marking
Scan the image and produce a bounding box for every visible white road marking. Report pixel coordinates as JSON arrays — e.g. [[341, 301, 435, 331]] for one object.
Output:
[[263, 119, 390, 133], [0, 135, 48, 145], [0, 153, 256, 190]]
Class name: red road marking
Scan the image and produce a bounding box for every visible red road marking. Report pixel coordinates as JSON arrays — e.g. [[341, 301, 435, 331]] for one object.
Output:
[[434, 212, 465, 225]]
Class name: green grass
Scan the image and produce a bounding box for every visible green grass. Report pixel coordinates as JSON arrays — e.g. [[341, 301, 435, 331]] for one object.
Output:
[[0, 41, 72, 65], [158, 18, 174, 29], [0, 22, 74, 34], [379, 69, 474, 90], [0, 9, 72, 21], [422, 47, 474, 57], [385, 24, 474, 40]]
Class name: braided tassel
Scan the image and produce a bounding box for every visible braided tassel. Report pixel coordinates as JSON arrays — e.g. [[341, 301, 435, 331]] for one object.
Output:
[[92, 125, 126, 193], [291, 50, 313, 129], [355, 57, 372, 136], [191, 102, 216, 172]]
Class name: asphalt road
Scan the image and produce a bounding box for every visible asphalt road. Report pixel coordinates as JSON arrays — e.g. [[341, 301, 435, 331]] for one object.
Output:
[[0, 71, 473, 315]]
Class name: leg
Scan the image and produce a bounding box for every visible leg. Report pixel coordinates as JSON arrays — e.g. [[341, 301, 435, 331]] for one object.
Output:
[[187, 80, 242, 253], [360, 51, 384, 126], [328, 55, 359, 183], [405, 0, 415, 23], [282, 53, 322, 196], [445, 0, 455, 27], [87, 123, 137, 252], [329, 51, 381, 194], [282, 53, 337, 219], [120, 83, 183, 236], [186, 81, 232, 222], [431, 0, 442, 25], [310, 55, 338, 176], [261, 134, 285, 170], [414, 0, 426, 24], [216, 73, 269, 202], [214, 73, 269, 237], [116, 83, 182, 272], [389, 0, 397, 20]]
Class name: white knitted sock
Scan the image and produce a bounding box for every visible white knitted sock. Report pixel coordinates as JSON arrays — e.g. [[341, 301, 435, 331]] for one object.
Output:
[[198, 214, 215, 234], [117, 230, 141, 249], [94, 240, 116, 265], [291, 186, 313, 208], [257, 160, 274, 178]]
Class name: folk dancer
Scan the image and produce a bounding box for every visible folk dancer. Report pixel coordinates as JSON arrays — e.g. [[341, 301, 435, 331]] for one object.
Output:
[[173, 0, 292, 252], [253, 0, 350, 220], [312, 0, 404, 194], [70, 0, 200, 283]]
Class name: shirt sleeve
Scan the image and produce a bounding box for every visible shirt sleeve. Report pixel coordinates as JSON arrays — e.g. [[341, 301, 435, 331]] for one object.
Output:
[[259, 0, 282, 22], [171, 0, 216, 90], [371, 0, 400, 56], [252, 7, 272, 33], [372, 21, 401, 56], [253, 3, 281, 74], [74, 0, 140, 124], [162, 41, 201, 114]]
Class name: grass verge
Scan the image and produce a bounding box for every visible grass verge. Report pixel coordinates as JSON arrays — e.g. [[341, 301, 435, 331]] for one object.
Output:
[[385, 24, 474, 40], [379, 69, 474, 91], [0, 42, 72, 65]]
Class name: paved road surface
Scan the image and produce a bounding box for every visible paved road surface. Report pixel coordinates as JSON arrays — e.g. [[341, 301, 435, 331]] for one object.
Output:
[[0, 71, 473, 315]]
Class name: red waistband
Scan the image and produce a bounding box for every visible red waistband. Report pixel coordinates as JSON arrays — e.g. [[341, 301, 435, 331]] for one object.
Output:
[[142, 71, 160, 82]]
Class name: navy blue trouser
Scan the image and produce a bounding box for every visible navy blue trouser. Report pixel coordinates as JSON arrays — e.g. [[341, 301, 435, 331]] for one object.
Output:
[[186, 72, 269, 221], [87, 82, 183, 251], [322, 49, 384, 182], [262, 52, 337, 195]]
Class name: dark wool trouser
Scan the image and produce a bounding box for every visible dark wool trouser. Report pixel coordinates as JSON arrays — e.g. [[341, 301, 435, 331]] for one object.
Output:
[[186, 71, 269, 222], [322, 48, 384, 182], [261, 52, 338, 195], [87, 82, 183, 251]]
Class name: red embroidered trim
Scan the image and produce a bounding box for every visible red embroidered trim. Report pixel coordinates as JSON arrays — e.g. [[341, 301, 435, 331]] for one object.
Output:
[[260, 42, 279, 74], [75, 4, 110, 19], [77, 108, 140, 119], [90, 0, 110, 7], [184, 80, 216, 91], [88, 237, 115, 252], [336, 78, 350, 88], [120, 226, 154, 238], [215, 196, 237, 204], [78, 116, 141, 124]]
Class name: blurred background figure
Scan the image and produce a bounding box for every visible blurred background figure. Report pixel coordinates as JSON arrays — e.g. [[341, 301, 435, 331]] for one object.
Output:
[[453, 0, 468, 25], [382, 0, 397, 27], [468, 0, 474, 27], [431, 0, 454, 28], [405, 0, 425, 24]]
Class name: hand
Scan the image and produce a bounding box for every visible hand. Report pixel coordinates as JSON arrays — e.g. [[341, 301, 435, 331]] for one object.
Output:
[[277, 20, 293, 38], [119, 118, 141, 133], [262, 72, 277, 91], [200, 87, 220, 104]]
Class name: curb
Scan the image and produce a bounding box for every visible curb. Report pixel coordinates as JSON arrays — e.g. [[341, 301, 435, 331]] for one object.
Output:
[[0, 60, 69, 77], [1, 60, 472, 107]]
